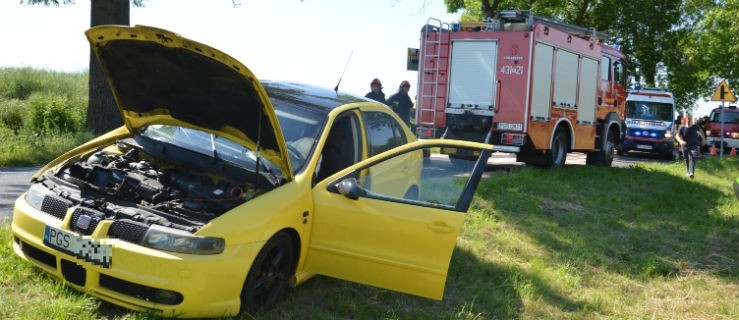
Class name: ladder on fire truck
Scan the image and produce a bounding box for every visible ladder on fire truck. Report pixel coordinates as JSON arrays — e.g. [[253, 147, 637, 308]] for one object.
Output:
[[499, 10, 610, 41], [417, 18, 450, 138]]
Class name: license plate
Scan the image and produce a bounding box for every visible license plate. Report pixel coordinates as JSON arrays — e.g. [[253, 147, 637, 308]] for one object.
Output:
[[44, 225, 112, 268], [636, 144, 653, 150]]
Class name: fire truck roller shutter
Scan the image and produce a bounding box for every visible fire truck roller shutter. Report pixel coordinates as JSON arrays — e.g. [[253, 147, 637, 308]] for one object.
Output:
[[447, 40, 498, 112], [577, 57, 598, 125], [553, 49, 578, 110], [531, 43, 554, 121]]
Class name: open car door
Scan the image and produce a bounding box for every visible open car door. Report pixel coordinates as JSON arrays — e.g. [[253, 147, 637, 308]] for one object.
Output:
[[305, 139, 492, 300]]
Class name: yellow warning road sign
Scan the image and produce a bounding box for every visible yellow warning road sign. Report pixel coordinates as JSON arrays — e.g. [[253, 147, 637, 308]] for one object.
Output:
[[711, 79, 736, 102]]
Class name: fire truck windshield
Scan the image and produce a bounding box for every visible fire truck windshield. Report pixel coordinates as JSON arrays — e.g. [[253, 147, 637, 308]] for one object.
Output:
[[709, 110, 739, 123], [626, 101, 673, 121]]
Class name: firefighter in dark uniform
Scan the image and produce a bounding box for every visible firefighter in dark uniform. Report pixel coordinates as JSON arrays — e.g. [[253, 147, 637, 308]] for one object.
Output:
[[386, 80, 413, 127], [364, 78, 386, 104]]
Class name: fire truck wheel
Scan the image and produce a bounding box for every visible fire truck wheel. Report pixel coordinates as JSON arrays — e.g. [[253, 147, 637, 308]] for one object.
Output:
[[586, 128, 615, 166], [548, 129, 568, 168]]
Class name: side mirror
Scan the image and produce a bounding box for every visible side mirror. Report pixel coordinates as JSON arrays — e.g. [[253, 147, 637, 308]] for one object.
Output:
[[337, 177, 361, 200]]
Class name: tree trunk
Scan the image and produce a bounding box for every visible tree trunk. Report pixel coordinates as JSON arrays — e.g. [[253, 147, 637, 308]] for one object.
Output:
[[85, 0, 129, 134], [481, 0, 501, 19]]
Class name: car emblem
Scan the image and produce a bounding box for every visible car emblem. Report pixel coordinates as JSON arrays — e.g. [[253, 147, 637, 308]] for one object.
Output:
[[76, 214, 93, 230]]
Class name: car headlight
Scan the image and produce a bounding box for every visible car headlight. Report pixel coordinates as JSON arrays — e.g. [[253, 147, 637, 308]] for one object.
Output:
[[706, 130, 712, 136], [141, 224, 225, 254], [25, 183, 53, 211], [664, 131, 672, 138]]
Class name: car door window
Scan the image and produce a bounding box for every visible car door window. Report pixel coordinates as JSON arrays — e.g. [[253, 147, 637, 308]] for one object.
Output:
[[362, 111, 408, 157], [330, 145, 489, 212]]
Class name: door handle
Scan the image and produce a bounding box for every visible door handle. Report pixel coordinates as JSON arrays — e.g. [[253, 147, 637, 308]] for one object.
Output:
[[427, 223, 454, 233]]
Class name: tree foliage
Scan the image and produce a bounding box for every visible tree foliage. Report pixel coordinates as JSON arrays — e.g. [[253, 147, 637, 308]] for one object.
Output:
[[443, 0, 731, 112]]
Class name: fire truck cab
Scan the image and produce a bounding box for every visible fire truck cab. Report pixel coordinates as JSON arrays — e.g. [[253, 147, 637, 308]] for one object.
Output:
[[706, 105, 739, 150], [412, 10, 630, 167]]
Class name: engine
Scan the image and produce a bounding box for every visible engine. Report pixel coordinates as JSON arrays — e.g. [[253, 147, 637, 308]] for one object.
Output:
[[39, 141, 264, 232]]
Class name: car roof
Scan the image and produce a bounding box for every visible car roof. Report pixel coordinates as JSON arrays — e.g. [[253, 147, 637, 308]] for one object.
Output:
[[261, 80, 368, 115]]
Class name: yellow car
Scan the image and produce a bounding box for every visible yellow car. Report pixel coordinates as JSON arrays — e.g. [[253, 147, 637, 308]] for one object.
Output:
[[11, 25, 494, 318]]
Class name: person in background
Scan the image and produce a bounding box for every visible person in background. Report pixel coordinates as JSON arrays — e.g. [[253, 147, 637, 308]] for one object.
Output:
[[386, 80, 413, 126], [675, 116, 706, 179], [364, 78, 386, 104]]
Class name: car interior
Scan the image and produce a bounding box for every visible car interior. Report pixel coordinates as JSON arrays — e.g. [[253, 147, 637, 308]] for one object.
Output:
[[315, 112, 362, 182]]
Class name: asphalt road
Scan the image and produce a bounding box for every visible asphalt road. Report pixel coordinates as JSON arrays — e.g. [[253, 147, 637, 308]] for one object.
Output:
[[0, 152, 671, 222], [0, 166, 41, 223]]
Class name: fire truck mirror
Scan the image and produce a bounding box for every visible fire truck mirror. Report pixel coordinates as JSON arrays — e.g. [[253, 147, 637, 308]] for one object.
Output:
[[407, 48, 420, 71]]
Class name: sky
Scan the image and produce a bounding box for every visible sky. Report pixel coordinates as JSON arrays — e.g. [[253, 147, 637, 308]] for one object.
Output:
[[0, 0, 460, 99], [0, 0, 724, 117]]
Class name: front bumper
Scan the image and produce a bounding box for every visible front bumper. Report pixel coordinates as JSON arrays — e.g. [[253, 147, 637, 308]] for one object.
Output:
[[706, 137, 739, 149], [621, 137, 674, 154], [11, 194, 261, 318]]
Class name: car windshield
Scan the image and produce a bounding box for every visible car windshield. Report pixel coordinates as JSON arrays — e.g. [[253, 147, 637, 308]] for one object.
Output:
[[140, 124, 282, 174], [626, 101, 673, 121], [140, 102, 325, 175], [272, 100, 326, 173], [709, 110, 739, 123]]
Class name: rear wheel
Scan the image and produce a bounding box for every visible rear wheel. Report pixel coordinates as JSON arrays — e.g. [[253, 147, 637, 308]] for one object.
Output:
[[548, 129, 568, 168], [518, 129, 568, 167], [240, 232, 294, 314]]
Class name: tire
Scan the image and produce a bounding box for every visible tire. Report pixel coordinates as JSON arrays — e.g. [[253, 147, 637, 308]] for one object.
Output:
[[448, 154, 477, 167], [404, 186, 420, 200], [240, 232, 295, 314], [586, 128, 615, 166], [519, 129, 567, 167], [663, 150, 675, 161], [548, 129, 568, 168]]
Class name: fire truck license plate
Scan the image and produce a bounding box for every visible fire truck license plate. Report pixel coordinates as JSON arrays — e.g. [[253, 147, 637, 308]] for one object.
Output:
[[637, 144, 653, 150], [43, 225, 112, 267]]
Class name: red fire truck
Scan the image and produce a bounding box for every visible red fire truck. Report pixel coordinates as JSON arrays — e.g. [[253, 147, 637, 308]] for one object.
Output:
[[411, 10, 631, 167]]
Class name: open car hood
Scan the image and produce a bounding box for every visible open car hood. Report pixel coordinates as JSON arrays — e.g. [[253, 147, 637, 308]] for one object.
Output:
[[85, 25, 292, 180]]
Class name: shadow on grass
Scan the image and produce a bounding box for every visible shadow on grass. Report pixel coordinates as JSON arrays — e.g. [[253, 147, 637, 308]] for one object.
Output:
[[479, 159, 738, 285], [244, 250, 527, 319]]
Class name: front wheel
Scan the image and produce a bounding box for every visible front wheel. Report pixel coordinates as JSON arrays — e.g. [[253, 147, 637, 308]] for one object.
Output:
[[586, 128, 615, 166], [240, 232, 295, 314]]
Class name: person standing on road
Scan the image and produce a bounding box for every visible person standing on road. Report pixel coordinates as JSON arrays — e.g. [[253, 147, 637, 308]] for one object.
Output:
[[675, 117, 706, 178], [364, 78, 386, 104], [386, 80, 413, 126]]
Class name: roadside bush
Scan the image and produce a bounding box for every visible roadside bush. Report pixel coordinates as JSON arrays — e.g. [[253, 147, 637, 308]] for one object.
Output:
[[28, 93, 78, 134], [0, 98, 26, 135], [0, 68, 45, 100]]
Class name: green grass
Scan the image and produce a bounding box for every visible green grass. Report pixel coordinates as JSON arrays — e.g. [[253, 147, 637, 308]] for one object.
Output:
[[0, 67, 91, 166], [2, 156, 737, 319]]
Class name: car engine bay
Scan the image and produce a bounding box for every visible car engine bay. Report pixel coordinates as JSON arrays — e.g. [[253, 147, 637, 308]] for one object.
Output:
[[33, 136, 276, 235]]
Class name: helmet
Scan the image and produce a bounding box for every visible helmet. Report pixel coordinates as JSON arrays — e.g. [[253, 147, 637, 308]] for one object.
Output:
[[371, 78, 382, 87]]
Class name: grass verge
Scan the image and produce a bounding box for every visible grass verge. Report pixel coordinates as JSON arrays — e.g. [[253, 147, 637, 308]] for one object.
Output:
[[1, 156, 736, 319]]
